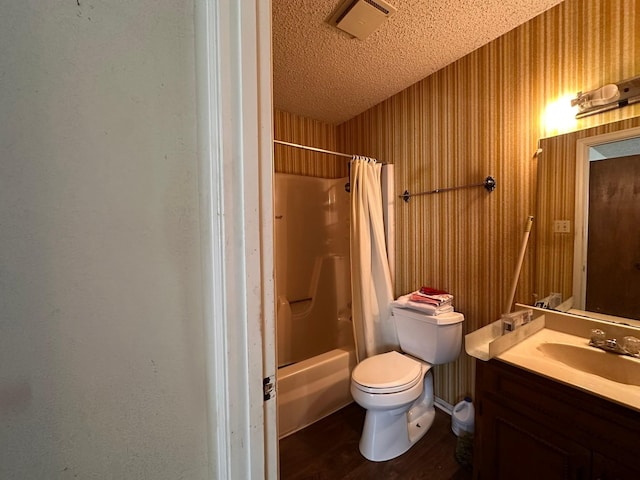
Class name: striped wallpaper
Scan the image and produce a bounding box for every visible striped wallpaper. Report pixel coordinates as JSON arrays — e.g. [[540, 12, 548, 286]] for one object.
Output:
[[335, 0, 640, 405], [273, 110, 346, 178]]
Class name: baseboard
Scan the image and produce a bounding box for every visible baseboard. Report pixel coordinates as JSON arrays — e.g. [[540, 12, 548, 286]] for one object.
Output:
[[434, 396, 453, 415]]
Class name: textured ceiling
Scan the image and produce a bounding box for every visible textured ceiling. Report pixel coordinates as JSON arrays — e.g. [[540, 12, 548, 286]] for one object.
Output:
[[272, 0, 564, 124]]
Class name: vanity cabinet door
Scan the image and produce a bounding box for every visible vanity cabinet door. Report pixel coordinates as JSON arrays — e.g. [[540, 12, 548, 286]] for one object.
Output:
[[477, 398, 591, 480], [592, 452, 640, 480]]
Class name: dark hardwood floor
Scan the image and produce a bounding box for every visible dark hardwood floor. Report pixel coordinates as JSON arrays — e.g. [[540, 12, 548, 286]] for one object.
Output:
[[279, 402, 473, 479]]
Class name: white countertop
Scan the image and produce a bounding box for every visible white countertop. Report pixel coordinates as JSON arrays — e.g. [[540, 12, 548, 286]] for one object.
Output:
[[495, 314, 640, 412]]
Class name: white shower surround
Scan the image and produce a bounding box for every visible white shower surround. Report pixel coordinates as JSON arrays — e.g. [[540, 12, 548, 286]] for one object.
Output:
[[275, 165, 396, 437]]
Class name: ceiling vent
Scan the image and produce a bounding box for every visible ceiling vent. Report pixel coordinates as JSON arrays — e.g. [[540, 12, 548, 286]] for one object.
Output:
[[329, 0, 397, 40]]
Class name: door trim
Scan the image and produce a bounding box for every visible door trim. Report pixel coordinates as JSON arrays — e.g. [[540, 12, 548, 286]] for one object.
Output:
[[195, 0, 277, 478]]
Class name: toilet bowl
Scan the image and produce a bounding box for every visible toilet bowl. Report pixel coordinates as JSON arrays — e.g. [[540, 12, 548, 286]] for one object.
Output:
[[351, 351, 436, 461], [350, 308, 464, 462]]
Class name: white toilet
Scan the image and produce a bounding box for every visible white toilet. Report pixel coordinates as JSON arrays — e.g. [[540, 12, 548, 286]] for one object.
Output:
[[350, 306, 464, 462]]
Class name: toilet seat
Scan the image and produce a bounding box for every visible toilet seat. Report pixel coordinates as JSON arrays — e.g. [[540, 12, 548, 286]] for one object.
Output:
[[352, 351, 424, 394]]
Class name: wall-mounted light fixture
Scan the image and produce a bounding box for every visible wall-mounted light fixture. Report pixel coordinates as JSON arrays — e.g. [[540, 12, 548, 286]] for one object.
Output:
[[543, 94, 578, 135], [571, 75, 640, 119]]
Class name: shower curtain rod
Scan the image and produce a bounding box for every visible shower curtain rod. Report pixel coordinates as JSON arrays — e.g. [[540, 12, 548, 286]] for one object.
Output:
[[273, 140, 387, 164]]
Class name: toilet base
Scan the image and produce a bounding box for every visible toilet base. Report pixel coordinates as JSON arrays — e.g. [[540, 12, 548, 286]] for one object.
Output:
[[408, 402, 436, 444], [358, 371, 435, 462]]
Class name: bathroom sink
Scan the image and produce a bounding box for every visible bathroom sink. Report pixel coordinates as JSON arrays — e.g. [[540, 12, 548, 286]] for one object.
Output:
[[537, 342, 640, 387]]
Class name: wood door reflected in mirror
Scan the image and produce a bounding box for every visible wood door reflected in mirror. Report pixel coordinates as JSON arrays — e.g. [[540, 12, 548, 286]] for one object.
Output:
[[585, 155, 640, 319], [533, 117, 640, 327]]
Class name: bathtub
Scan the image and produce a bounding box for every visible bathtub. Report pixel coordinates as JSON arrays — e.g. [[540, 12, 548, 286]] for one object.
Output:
[[277, 347, 357, 438]]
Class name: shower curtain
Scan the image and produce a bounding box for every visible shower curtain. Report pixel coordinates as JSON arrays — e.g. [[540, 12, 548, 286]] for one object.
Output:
[[350, 156, 398, 361]]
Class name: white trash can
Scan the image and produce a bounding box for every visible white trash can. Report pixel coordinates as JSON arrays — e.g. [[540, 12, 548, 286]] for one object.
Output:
[[452, 396, 474, 436]]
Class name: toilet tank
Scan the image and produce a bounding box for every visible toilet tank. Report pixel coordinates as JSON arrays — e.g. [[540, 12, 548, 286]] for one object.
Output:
[[392, 307, 464, 364]]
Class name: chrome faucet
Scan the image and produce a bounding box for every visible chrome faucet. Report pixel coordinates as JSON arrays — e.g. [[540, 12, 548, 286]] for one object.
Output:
[[589, 329, 640, 358]]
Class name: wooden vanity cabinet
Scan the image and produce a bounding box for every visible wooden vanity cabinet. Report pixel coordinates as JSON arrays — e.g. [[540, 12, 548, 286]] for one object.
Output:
[[474, 359, 640, 480]]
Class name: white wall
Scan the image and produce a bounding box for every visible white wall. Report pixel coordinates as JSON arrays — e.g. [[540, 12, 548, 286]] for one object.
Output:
[[0, 2, 208, 478]]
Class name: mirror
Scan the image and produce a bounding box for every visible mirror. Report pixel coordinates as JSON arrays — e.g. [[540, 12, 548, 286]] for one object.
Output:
[[532, 117, 640, 328]]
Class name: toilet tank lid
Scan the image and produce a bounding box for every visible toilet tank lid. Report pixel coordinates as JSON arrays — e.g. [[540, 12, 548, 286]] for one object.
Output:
[[392, 307, 464, 325]]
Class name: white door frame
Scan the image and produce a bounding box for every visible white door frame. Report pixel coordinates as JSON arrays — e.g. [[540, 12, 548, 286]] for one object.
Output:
[[195, 0, 277, 478]]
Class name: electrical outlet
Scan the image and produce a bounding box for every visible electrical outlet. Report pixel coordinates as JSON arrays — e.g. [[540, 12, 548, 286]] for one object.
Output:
[[553, 220, 571, 233]]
